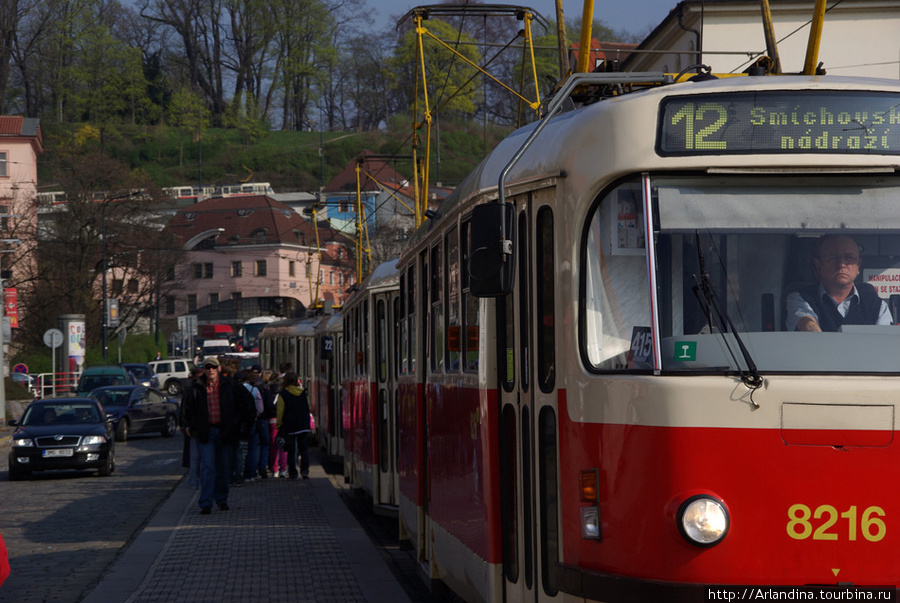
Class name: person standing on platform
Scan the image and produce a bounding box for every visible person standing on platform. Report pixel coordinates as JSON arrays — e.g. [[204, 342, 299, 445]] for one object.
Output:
[[266, 368, 288, 477], [238, 369, 267, 481], [182, 358, 254, 514], [274, 371, 311, 479]]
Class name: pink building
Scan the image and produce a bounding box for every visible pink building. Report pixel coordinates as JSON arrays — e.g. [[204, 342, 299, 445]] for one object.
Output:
[[163, 195, 354, 328], [0, 117, 43, 321]]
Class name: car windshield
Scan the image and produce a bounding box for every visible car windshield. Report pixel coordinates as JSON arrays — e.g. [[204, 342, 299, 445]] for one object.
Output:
[[91, 389, 132, 407], [582, 174, 900, 375], [22, 403, 102, 425], [127, 366, 151, 378], [80, 374, 128, 390]]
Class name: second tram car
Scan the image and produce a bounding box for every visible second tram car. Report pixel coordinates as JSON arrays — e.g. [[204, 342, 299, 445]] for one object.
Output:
[[261, 73, 900, 603]]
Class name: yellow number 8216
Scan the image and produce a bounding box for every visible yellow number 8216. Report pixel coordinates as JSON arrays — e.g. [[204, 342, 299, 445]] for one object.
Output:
[[787, 504, 886, 542]]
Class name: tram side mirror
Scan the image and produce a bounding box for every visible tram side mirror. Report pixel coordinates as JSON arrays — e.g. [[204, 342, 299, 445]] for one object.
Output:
[[468, 202, 516, 297]]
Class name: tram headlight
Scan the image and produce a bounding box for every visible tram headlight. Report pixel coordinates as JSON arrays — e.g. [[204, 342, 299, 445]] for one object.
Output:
[[677, 495, 729, 546], [581, 506, 602, 540]]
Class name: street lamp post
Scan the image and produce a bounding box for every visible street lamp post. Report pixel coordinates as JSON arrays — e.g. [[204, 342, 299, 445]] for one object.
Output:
[[101, 201, 108, 363]]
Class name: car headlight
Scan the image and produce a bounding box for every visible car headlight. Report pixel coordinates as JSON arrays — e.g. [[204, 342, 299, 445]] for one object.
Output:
[[82, 436, 107, 445], [12, 438, 34, 447], [678, 495, 730, 546]]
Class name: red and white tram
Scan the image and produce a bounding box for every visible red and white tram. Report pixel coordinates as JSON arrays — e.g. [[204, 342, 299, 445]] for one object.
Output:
[[395, 73, 900, 602], [265, 72, 900, 602], [341, 259, 401, 511]]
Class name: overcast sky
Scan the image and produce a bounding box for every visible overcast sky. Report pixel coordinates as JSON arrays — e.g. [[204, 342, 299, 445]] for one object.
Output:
[[370, 0, 679, 38]]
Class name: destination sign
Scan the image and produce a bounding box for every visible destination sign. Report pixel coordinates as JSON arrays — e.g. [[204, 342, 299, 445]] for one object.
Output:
[[657, 91, 900, 156]]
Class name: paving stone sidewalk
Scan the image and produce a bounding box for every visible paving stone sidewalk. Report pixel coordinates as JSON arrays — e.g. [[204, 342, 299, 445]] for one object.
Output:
[[82, 460, 412, 603]]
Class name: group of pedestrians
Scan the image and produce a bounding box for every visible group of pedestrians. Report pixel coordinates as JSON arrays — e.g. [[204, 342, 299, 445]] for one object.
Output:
[[180, 359, 311, 514]]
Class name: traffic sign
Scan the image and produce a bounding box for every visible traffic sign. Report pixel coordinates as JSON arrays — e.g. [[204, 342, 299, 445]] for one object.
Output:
[[12, 363, 27, 373], [43, 328, 64, 349]]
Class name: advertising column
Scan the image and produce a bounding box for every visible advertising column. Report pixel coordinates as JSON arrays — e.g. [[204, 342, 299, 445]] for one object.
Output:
[[58, 314, 86, 375]]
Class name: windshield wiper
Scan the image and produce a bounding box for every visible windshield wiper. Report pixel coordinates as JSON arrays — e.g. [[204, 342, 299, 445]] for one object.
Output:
[[690, 231, 764, 402]]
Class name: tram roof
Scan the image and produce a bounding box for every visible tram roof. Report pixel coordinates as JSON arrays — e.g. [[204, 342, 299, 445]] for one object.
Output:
[[345, 258, 400, 309], [404, 74, 900, 253], [259, 316, 321, 338]]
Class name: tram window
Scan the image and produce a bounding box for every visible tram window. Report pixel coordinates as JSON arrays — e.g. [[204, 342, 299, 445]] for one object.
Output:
[[518, 210, 530, 392], [343, 318, 350, 376], [501, 292, 515, 391], [363, 299, 369, 374], [446, 227, 461, 372], [651, 175, 900, 375], [353, 308, 360, 375], [500, 404, 519, 583], [400, 274, 407, 375], [393, 297, 401, 380], [430, 244, 444, 373], [421, 253, 429, 377], [376, 299, 387, 383], [461, 220, 479, 372], [536, 206, 555, 392], [581, 179, 651, 371], [408, 266, 417, 376], [538, 407, 559, 596]]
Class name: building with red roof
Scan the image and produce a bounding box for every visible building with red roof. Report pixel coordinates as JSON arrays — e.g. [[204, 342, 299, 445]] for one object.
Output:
[[162, 194, 355, 329]]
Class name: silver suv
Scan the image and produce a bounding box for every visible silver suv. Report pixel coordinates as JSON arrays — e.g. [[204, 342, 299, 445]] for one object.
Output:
[[148, 359, 195, 395]]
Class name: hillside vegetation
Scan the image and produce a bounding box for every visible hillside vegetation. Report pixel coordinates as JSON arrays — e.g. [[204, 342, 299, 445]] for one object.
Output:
[[39, 118, 515, 194]]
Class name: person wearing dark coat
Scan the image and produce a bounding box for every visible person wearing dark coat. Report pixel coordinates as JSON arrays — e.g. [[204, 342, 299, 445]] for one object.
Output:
[[181, 357, 255, 513], [274, 371, 311, 479]]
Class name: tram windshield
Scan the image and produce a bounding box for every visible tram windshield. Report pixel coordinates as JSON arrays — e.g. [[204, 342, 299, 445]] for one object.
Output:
[[582, 174, 900, 374]]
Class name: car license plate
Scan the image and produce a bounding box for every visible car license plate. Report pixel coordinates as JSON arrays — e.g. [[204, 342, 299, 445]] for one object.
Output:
[[42, 449, 74, 458]]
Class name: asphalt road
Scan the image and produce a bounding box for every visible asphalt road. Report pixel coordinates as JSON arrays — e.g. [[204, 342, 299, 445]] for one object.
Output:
[[0, 424, 186, 603]]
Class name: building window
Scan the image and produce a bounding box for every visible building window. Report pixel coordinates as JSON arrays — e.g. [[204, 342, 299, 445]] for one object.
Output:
[[339, 200, 349, 213], [209, 293, 219, 310], [339, 272, 344, 286], [255, 260, 267, 276], [318, 269, 324, 284], [289, 261, 295, 277], [329, 270, 334, 285], [0, 152, 7, 178], [187, 294, 197, 312], [127, 279, 138, 294], [251, 228, 267, 244], [0, 204, 7, 231], [193, 263, 213, 279], [165, 296, 175, 315], [112, 279, 123, 296], [231, 261, 242, 277], [232, 292, 242, 310]]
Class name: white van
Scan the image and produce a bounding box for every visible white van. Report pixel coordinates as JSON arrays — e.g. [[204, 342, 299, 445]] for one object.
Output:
[[201, 339, 231, 361], [149, 358, 196, 395]]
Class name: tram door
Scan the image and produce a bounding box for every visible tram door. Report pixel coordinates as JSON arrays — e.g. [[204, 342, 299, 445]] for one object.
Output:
[[499, 192, 559, 603], [375, 292, 398, 507]]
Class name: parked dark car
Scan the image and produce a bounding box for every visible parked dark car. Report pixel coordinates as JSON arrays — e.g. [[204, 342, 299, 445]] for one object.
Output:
[[89, 385, 179, 442], [121, 363, 160, 389], [75, 366, 136, 396], [7, 397, 115, 480]]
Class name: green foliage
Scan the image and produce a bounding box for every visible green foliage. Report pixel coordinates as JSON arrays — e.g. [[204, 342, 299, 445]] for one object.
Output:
[[14, 333, 168, 376], [390, 19, 483, 118], [6, 377, 31, 401]]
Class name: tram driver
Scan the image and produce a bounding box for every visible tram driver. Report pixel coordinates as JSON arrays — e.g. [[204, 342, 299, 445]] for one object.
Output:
[[785, 234, 893, 332]]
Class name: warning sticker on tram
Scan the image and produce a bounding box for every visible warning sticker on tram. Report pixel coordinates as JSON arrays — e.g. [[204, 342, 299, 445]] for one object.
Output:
[[657, 91, 900, 155]]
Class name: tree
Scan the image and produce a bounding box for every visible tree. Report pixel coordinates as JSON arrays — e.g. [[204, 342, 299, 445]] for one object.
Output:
[[140, 0, 228, 123], [18, 131, 181, 351], [270, 0, 334, 131], [168, 87, 211, 166], [389, 18, 482, 120]]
